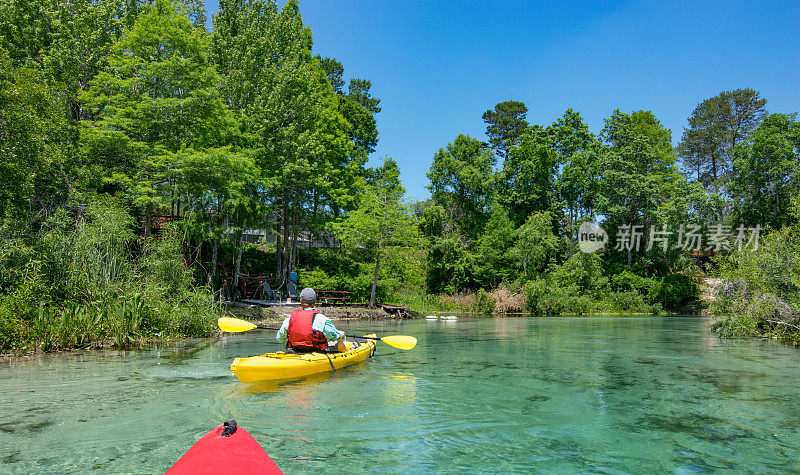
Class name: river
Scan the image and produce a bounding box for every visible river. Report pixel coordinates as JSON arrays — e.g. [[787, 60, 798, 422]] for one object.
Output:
[[1, 316, 798, 473]]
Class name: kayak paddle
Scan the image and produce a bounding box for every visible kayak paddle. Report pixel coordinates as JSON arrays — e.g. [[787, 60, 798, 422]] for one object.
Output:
[[217, 316, 417, 350]]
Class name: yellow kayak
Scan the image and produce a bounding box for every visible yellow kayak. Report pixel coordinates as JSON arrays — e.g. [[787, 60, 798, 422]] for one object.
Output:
[[230, 335, 377, 383]]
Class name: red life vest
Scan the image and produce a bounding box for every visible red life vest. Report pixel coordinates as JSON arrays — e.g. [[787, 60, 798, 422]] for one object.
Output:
[[286, 309, 328, 351]]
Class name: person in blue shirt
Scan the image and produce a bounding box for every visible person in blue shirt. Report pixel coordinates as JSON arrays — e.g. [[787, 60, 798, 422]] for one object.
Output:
[[276, 287, 346, 352]]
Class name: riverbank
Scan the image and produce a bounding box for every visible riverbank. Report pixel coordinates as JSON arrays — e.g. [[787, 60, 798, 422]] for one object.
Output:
[[2, 285, 715, 359], [0, 304, 409, 359], [225, 304, 410, 326]]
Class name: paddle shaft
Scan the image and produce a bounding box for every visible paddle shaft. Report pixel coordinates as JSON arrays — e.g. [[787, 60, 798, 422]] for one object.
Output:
[[254, 324, 381, 342]]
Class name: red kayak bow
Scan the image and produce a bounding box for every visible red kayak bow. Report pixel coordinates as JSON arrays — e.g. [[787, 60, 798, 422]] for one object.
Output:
[[167, 420, 282, 474]]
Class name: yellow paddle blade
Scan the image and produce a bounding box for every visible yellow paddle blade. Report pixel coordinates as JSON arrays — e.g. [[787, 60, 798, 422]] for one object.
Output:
[[218, 316, 257, 333], [380, 335, 417, 350]]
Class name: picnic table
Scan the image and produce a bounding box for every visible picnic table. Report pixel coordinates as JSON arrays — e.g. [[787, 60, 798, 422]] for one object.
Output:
[[378, 303, 411, 318], [317, 290, 352, 305]]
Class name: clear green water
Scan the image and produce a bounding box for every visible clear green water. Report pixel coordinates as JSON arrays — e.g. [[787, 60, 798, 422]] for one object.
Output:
[[1, 317, 799, 473]]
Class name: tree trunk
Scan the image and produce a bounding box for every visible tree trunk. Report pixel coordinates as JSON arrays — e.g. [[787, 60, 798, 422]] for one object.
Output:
[[370, 251, 380, 308], [281, 191, 289, 283], [144, 202, 153, 237], [208, 238, 219, 288], [275, 232, 282, 278], [370, 232, 383, 308], [310, 191, 318, 249], [289, 191, 299, 275], [232, 231, 243, 301]]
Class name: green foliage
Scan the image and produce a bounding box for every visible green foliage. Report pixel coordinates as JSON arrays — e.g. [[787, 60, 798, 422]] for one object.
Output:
[[474, 289, 495, 316], [426, 235, 478, 294], [551, 252, 608, 298], [656, 274, 699, 309], [679, 88, 767, 192], [607, 290, 651, 314], [599, 110, 683, 239], [140, 231, 194, 296], [711, 224, 800, 344], [70, 197, 137, 299], [496, 132, 558, 227], [611, 271, 660, 302], [0, 49, 67, 221], [523, 279, 595, 316], [482, 100, 529, 159], [81, 0, 236, 232], [332, 157, 419, 306], [340, 78, 381, 156], [549, 109, 601, 238], [0, 199, 219, 353], [512, 211, 559, 278], [421, 204, 447, 238], [476, 203, 516, 286], [427, 134, 496, 241], [729, 113, 800, 228]]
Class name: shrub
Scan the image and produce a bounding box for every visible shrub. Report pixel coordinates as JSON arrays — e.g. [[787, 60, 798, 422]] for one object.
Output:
[[0, 198, 221, 353], [490, 285, 526, 315], [474, 289, 494, 316], [710, 224, 800, 344], [140, 232, 194, 296], [551, 252, 608, 297], [607, 290, 651, 314], [656, 274, 699, 309], [523, 280, 595, 316], [610, 271, 660, 302]]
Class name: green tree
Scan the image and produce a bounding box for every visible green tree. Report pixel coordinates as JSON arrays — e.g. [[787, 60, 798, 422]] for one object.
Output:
[[425, 235, 477, 294], [315, 57, 381, 155], [512, 211, 559, 278], [711, 223, 800, 344], [332, 158, 418, 307], [427, 134, 496, 242], [548, 108, 597, 164], [599, 110, 684, 265], [317, 55, 344, 92], [547, 109, 600, 236], [475, 203, 516, 286], [213, 0, 357, 283], [341, 78, 380, 156], [43, 0, 126, 122], [550, 251, 608, 298], [496, 131, 558, 227], [0, 49, 66, 223], [730, 113, 800, 228], [482, 100, 529, 159], [678, 88, 767, 192], [0, 0, 55, 65], [82, 0, 236, 236], [178, 147, 258, 288]]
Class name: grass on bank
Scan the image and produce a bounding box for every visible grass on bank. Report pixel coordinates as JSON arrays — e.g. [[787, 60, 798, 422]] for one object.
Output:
[[0, 198, 221, 355]]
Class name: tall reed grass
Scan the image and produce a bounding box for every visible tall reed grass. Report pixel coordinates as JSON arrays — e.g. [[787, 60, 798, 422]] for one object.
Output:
[[0, 197, 220, 354]]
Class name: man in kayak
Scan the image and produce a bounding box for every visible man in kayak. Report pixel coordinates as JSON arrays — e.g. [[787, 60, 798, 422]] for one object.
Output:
[[276, 287, 348, 353]]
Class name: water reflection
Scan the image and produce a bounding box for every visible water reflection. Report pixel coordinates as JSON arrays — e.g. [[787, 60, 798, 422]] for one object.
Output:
[[383, 371, 417, 409], [237, 371, 334, 395]]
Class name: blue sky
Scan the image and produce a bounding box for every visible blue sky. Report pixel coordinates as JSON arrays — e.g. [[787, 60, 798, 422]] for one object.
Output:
[[203, 0, 800, 201]]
